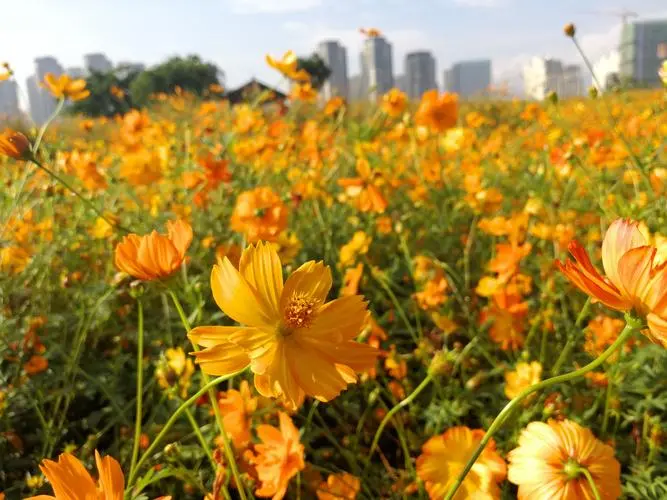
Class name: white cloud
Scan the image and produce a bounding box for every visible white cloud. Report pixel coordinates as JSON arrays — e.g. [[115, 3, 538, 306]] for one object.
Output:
[[228, 0, 323, 14]]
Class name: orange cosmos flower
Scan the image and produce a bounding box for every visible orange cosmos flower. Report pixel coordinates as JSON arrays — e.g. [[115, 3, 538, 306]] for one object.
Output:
[[265, 50, 310, 82], [42, 73, 90, 101], [189, 242, 378, 410], [416, 426, 507, 499], [585, 315, 626, 356], [415, 90, 458, 133], [480, 290, 528, 351], [25, 450, 124, 500], [252, 412, 305, 500], [24, 354, 48, 375], [359, 28, 382, 37], [0, 129, 32, 160], [324, 96, 345, 116], [341, 263, 364, 296], [337, 158, 388, 214], [316, 472, 361, 500], [508, 420, 621, 500], [290, 82, 318, 103], [216, 380, 258, 450], [231, 187, 288, 243], [114, 219, 193, 281], [380, 88, 407, 117], [504, 361, 542, 400], [557, 218, 667, 347]]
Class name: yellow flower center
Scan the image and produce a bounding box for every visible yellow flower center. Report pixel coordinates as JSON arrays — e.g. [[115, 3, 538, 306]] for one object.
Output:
[[282, 294, 317, 332]]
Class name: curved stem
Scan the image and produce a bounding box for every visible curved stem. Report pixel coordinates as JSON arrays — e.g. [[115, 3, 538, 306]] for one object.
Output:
[[32, 162, 132, 233], [444, 317, 641, 500], [128, 300, 144, 479], [125, 373, 237, 491], [580, 466, 602, 500], [184, 407, 216, 469], [369, 374, 433, 458], [168, 290, 247, 500]]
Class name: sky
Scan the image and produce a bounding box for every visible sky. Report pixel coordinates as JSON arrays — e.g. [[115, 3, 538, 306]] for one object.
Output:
[[2, 0, 667, 103]]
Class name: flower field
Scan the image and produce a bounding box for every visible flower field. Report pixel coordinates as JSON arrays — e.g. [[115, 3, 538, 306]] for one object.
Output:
[[1, 65, 667, 499]]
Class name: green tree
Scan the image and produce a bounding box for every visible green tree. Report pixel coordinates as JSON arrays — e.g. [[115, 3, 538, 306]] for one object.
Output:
[[129, 55, 223, 106], [296, 54, 331, 89], [69, 64, 141, 117]]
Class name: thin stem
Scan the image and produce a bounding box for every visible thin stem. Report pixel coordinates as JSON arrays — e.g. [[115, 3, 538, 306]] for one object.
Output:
[[368, 374, 433, 458], [125, 373, 237, 491], [580, 466, 602, 500], [184, 407, 216, 469], [168, 290, 247, 500], [129, 300, 145, 479], [33, 162, 132, 233], [33, 98, 65, 152], [367, 265, 418, 342], [443, 317, 641, 500]]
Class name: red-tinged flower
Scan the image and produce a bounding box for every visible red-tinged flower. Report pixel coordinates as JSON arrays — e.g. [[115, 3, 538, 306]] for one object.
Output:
[[557, 218, 667, 347]]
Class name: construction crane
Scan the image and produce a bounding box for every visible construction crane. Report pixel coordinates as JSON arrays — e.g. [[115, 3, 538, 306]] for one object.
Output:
[[582, 8, 638, 25]]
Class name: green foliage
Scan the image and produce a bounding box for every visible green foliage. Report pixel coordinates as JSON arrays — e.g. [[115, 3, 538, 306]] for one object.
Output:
[[129, 55, 223, 106], [69, 65, 142, 117], [297, 54, 331, 89]]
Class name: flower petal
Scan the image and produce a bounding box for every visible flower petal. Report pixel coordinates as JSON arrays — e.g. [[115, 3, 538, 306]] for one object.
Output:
[[617, 246, 655, 302], [646, 313, 667, 348], [39, 453, 98, 499], [602, 219, 646, 291], [307, 295, 368, 342], [281, 260, 332, 310], [191, 343, 251, 376], [211, 259, 276, 328], [239, 242, 283, 319], [95, 450, 124, 500], [166, 219, 193, 259], [189, 325, 274, 352]]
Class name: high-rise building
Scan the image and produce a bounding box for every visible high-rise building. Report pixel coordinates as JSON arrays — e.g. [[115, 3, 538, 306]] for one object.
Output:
[[620, 19, 667, 87], [523, 58, 584, 100], [444, 60, 491, 98], [395, 74, 408, 93], [360, 36, 394, 101], [0, 80, 20, 119], [405, 51, 437, 99], [593, 51, 621, 90], [84, 53, 113, 74], [523, 57, 564, 100], [30, 56, 65, 124], [317, 41, 349, 100], [66, 67, 86, 79], [349, 74, 364, 101]]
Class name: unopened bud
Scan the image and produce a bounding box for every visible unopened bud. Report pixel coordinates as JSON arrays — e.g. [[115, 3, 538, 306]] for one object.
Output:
[[563, 23, 576, 37]]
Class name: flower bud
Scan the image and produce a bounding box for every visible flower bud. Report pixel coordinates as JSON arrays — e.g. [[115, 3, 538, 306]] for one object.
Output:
[[0, 129, 33, 161], [563, 23, 576, 37]]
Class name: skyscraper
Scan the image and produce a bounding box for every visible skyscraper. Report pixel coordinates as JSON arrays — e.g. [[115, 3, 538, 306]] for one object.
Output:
[[405, 51, 437, 99], [360, 36, 394, 101], [620, 19, 667, 87], [84, 53, 113, 74], [0, 80, 20, 119], [444, 60, 492, 98], [30, 56, 65, 124], [317, 41, 349, 100], [66, 67, 86, 79]]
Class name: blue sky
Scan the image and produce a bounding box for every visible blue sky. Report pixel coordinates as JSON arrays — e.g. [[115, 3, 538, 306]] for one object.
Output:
[[2, 0, 666, 100]]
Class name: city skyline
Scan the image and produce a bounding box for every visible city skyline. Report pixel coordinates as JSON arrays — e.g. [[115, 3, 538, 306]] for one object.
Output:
[[3, 0, 666, 103]]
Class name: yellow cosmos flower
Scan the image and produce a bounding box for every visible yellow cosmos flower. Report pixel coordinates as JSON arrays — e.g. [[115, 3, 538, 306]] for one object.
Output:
[[265, 50, 310, 81], [504, 361, 542, 400], [189, 242, 379, 410], [42, 73, 90, 101]]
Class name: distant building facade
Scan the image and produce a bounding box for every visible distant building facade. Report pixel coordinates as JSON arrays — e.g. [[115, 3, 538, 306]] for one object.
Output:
[[0, 80, 20, 119], [84, 53, 113, 74], [620, 19, 667, 87], [593, 51, 621, 90], [66, 67, 86, 79], [395, 74, 408, 93], [360, 36, 394, 100], [405, 51, 437, 99], [30, 56, 65, 124], [317, 40, 349, 100], [444, 60, 491, 98], [523, 57, 563, 100]]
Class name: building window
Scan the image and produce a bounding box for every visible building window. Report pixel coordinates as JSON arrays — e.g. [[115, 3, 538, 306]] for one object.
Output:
[[658, 42, 667, 59]]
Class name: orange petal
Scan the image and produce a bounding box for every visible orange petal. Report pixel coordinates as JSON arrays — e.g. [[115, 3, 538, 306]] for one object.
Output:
[[646, 313, 667, 348], [617, 246, 655, 302], [601, 219, 646, 291], [281, 260, 332, 310], [166, 219, 193, 259], [39, 453, 98, 499], [95, 450, 124, 500], [211, 259, 276, 328], [238, 242, 283, 318], [191, 343, 251, 376]]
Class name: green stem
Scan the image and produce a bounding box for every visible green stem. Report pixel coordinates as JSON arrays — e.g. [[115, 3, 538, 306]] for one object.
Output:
[[443, 317, 641, 500], [580, 466, 602, 500], [125, 373, 237, 491], [32, 162, 131, 233], [168, 290, 247, 500], [33, 98, 64, 152], [368, 373, 433, 458], [129, 300, 145, 479], [184, 407, 216, 469], [601, 374, 613, 436], [368, 265, 418, 342]]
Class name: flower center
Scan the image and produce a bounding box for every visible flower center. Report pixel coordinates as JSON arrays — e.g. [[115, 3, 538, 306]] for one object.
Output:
[[563, 458, 583, 480], [282, 294, 317, 332]]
